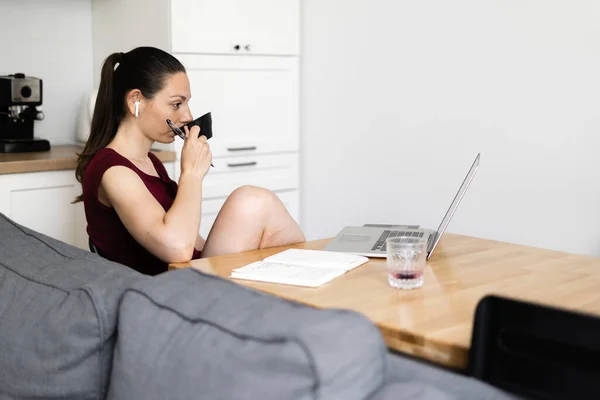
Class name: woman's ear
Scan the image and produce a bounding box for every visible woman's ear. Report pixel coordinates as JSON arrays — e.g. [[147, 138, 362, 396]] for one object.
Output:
[[125, 89, 143, 117]]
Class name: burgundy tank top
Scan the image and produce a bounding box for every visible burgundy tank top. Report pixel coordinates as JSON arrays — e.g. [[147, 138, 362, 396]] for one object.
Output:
[[83, 148, 201, 275]]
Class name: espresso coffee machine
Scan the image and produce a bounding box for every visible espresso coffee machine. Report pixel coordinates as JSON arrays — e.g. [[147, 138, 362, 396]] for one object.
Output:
[[0, 73, 49, 152]]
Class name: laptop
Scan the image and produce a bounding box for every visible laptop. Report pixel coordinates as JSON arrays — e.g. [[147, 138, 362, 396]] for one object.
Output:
[[324, 153, 480, 259]]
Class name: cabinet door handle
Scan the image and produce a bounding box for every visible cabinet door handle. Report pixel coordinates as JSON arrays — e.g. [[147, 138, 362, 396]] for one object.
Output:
[[227, 161, 257, 168], [227, 146, 257, 152], [245, 44, 252, 52], [233, 44, 241, 51]]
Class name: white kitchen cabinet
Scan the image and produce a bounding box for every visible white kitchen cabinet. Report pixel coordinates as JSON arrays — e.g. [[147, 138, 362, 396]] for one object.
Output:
[[0, 170, 88, 250], [174, 55, 299, 158], [171, 0, 299, 55], [202, 153, 299, 199], [175, 153, 299, 199], [91, 0, 299, 70]]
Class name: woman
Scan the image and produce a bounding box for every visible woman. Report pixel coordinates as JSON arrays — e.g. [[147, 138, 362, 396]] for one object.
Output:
[[74, 47, 305, 275]]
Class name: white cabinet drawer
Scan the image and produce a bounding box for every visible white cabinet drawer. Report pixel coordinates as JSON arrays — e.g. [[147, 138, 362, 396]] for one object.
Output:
[[204, 153, 298, 199], [175, 153, 299, 199], [200, 190, 299, 238]]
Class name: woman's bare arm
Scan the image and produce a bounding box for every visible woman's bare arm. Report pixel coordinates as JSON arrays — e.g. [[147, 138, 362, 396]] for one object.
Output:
[[101, 166, 203, 262]]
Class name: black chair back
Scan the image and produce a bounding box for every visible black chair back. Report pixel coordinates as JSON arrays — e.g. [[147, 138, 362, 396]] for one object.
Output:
[[469, 295, 600, 399]]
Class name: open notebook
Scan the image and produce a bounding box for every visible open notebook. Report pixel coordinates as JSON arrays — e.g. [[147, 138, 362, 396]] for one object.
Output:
[[230, 249, 369, 287]]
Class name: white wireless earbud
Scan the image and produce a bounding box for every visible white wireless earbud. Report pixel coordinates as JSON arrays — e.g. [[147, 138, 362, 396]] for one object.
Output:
[[134, 101, 140, 118]]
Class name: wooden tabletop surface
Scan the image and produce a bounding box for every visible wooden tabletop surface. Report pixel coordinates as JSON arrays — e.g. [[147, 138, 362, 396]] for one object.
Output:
[[170, 233, 600, 370], [0, 145, 177, 175]]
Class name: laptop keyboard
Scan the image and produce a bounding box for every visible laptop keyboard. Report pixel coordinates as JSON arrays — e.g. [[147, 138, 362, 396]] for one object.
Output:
[[371, 230, 424, 252]]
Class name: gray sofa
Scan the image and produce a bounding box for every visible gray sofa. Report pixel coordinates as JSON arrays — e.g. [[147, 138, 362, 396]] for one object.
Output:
[[0, 213, 519, 400]]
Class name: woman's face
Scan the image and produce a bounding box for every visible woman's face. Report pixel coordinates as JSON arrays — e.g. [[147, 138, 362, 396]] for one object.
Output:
[[140, 72, 193, 144]]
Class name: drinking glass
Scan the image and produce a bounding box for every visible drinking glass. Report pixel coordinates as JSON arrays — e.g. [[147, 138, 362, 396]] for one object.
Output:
[[386, 236, 427, 289]]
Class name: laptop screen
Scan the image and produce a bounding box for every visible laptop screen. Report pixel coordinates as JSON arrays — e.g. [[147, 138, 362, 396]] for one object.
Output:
[[427, 154, 480, 257]]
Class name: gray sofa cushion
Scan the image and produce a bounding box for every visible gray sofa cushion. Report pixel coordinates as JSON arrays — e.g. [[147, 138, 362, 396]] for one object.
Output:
[[379, 353, 522, 400], [0, 213, 145, 400], [369, 382, 450, 400], [108, 267, 388, 400]]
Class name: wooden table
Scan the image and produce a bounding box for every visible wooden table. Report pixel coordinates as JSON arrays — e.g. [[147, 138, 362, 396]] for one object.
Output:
[[170, 233, 600, 370]]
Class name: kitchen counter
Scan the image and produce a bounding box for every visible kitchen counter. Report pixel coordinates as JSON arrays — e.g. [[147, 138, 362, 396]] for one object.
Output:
[[0, 145, 177, 175]]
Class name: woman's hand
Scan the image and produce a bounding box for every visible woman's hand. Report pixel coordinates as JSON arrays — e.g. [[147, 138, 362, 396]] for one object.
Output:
[[180, 125, 212, 179]]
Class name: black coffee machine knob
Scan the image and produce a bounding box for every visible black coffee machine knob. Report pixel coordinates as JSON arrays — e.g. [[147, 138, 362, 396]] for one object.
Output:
[[13, 73, 26, 79], [20, 86, 32, 98]]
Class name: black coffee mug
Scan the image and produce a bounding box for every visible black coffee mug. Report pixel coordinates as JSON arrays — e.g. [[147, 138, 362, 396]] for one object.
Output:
[[184, 112, 212, 140]]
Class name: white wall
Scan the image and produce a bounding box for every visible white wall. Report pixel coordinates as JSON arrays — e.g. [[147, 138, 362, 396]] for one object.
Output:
[[0, 0, 93, 145], [301, 0, 600, 256], [91, 0, 170, 85]]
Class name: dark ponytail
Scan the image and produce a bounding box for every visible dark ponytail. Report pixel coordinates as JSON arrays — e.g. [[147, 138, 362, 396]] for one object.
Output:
[[73, 47, 185, 203]]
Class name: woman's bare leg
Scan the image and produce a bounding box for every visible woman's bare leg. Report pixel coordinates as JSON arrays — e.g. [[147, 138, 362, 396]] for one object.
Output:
[[201, 185, 305, 258]]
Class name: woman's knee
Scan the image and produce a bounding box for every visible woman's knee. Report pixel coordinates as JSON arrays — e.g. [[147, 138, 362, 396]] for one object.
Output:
[[225, 185, 277, 217]]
